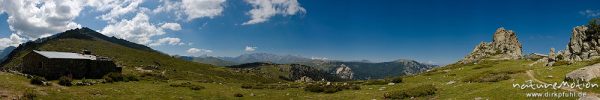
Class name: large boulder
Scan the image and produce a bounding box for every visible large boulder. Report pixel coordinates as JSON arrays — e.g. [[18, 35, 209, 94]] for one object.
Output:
[[459, 27, 522, 64], [335, 64, 354, 79], [565, 63, 600, 81]]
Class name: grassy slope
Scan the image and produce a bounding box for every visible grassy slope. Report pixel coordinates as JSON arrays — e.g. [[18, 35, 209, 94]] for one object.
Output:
[[2, 38, 275, 83], [2, 59, 597, 99]]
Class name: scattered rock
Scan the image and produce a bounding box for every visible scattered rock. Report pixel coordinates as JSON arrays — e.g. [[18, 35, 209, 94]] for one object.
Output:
[[459, 27, 523, 64], [446, 81, 456, 85], [295, 76, 314, 83], [387, 83, 395, 85]]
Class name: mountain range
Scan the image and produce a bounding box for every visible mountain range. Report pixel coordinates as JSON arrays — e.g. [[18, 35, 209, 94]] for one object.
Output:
[[179, 53, 438, 80], [0, 46, 16, 63]]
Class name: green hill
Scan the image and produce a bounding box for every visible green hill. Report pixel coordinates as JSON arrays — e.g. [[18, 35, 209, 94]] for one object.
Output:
[[0, 27, 274, 83]]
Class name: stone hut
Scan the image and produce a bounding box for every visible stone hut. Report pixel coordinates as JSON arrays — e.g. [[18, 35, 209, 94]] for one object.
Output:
[[22, 50, 121, 79]]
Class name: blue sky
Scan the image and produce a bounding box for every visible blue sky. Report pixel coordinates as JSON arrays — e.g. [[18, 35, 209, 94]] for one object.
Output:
[[1, 0, 600, 65]]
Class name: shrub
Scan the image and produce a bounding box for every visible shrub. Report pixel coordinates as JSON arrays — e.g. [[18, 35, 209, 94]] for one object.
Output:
[[384, 84, 437, 99], [170, 82, 205, 90], [553, 61, 570, 66], [22, 90, 37, 100], [304, 84, 324, 92], [391, 77, 403, 83], [351, 85, 361, 90], [462, 70, 519, 83], [30, 76, 47, 86], [234, 93, 244, 97], [363, 80, 388, 85], [123, 74, 140, 82], [140, 72, 169, 81], [323, 87, 341, 93], [58, 76, 73, 86], [304, 83, 357, 93], [103, 72, 139, 83], [241, 84, 254, 89]]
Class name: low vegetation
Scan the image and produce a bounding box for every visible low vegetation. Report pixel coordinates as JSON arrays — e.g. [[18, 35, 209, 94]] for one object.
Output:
[[102, 72, 139, 83], [390, 77, 403, 83], [29, 76, 47, 86], [384, 84, 437, 99], [362, 80, 389, 85], [58, 76, 73, 86], [240, 83, 302, 90], [169, 82, 206, 90], [304, 82, 361, 93], [462, 70, 524, 83], [234, 93, 244, 97]]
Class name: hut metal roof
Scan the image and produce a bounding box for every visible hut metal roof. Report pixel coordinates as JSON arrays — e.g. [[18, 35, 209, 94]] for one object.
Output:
[[33, 50, 96, 60]]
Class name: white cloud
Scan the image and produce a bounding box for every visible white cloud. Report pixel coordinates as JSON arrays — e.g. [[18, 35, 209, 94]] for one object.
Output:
[[0, 0, 4, 13], [581, 9, 600, 17], [187, 48, 213, 54], [149, 37, 185, 46], [0, 34, 25, 49], [242, 0, 305, 25], [310, 57, 328, 60], [1, 0, 84, 39], [101, 12, 181, 45], [153, 0, 226, 21], [245, 46, 257, 52], [161, 23, 182, 31], [87, 0, 144, 23]]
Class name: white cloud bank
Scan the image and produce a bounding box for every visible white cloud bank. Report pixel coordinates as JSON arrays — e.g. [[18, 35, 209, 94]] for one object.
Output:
[[187, 48, 213, 54], [0, 0, 84, 39], [153, 0, 226, 21], [243, 0, 306, 25], [100, 12, 183, 45], [0, 0, 307, 49], [581, 9, 600, 17], [245, 46, 257, 52], [0, 34, 25, 49]]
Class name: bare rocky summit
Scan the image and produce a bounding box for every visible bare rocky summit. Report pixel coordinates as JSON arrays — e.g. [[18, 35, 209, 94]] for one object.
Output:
[[459, 27, 523, 64]]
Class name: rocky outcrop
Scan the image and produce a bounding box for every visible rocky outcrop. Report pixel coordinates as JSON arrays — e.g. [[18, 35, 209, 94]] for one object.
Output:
[[335, 64, 353, 79], [559, 26, 600, 61], [565, 63, 600, 81], [459, 27, 523, 64], [295, 76, 314, 82]]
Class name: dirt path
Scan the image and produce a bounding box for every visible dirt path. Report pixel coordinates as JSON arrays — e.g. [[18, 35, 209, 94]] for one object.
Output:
[[525, 70, 599, 100]]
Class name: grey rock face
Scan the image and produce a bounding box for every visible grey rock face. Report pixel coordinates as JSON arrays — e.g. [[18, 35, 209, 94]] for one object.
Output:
[[335, 64, 353, 79], [561, 26, 600, 61], [459, 27, 523, 64]]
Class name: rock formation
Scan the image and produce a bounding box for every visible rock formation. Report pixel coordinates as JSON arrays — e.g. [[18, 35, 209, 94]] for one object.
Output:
[[559, 26, 600, 61], [335, 64, 353, 79], [459, 27, 523, 64], [295, 76, 314, 83]]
